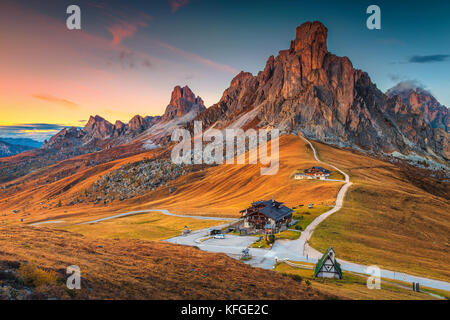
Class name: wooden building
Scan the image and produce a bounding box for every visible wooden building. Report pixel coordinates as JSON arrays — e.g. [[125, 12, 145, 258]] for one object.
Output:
[[240, 199, 293, 233], [314, 247, 343, 279], [304, 166, 331, 180]]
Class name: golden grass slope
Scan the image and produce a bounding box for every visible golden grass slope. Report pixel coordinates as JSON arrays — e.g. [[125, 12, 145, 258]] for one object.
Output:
[[136, 135, 343, 216], [0, 135, 342, 224], [63, 212, 226, 241], [309, 141, 450, 282], [274, 262, 442, 300], [0, 225, 331, 300]]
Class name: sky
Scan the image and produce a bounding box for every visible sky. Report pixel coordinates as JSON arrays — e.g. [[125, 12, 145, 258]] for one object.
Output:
[[0, 0, 449, 142]]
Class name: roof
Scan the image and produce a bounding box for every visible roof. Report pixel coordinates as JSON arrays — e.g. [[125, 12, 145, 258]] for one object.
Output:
[[314, 247, 342, 278], [246, 200, 293, 222], [304, 166, 331, 174]]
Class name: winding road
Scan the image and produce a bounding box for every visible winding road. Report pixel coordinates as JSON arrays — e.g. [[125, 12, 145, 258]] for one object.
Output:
[[29, 136, 450, 292], [297, 136, 352, 257]]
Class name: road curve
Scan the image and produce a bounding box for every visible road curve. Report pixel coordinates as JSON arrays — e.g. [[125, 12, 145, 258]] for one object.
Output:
[[293, 136, 450, 292], [29, 137, 450, 292], [297, 135, 352, 256]]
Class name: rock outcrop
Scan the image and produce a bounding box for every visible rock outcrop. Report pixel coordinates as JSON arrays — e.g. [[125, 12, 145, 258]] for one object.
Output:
[[162, 85, 206, 121], [193, 21, 449, 162], [386, 83, 449, 132]]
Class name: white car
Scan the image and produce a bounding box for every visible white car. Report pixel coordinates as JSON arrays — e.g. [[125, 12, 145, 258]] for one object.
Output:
[[213, 234, 225, 239]]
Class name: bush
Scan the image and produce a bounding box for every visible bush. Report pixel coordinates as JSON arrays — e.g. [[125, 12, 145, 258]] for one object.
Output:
[[267, 234, 275, 244], [305, 280, 311, 287], [18, 263, 59, 287], [295, 225, 303, 231], [289, 274, 303, 283]]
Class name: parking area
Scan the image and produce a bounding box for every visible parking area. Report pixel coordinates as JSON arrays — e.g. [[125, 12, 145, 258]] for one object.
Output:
[[166, 226, 259, 255]]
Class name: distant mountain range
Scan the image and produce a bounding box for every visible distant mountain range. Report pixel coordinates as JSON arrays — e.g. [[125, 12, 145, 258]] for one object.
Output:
[[0, 137, 42, 148], [42, 85, 205, 154], [0, 139, 36, 157], [7, 21, 450, 168]]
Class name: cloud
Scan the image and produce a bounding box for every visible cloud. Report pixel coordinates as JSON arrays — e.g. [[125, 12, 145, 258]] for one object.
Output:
[[0, 123, 73, 142], [106, 50, 153, 70], [409, 54, 450, 63], [155, 40, 238, 74], [107, 18, 151, 46], [32, 94, 79, 109], [95, 3, 152, 45], [169, 0, 190, 13], [388, 74, 401, 82], [387, 80, 432, 96]]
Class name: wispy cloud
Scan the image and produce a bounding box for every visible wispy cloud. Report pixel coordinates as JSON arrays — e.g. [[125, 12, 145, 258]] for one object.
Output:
[[32, 94, 79, 109], [169, 0, 190, 13], [107, 17, 151, 45], [155, 40, 238, 74], [409, 54, 450, 63], [92, 2, 152, 46], [0, 123, 73, 142]]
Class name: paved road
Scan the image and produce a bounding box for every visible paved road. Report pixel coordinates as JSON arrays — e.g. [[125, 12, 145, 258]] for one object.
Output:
[[30, 209, 238, 226], [29, 220, 65, 226], [77, 209, 238, 225], [29, 138, 450, 292], [297, 135, 352, 257]]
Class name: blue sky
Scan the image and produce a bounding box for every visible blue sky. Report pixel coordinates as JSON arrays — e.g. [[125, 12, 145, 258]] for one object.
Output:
[[1, 0, 449, 141]]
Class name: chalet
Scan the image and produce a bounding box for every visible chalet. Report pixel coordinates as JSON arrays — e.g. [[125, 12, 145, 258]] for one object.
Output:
[[296, 166, 331, 180], [314, 247, 343, 279], [240, 199, 293, 233], [294, 173, 308, 180]]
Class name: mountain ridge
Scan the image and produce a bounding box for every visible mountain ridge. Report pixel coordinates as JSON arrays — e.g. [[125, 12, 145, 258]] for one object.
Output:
[[191, 21, 448, 163]]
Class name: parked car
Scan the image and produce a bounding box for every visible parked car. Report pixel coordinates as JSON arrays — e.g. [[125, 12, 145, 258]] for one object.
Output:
[[213, 233, 225, 239], [210, 229, 223, 235]]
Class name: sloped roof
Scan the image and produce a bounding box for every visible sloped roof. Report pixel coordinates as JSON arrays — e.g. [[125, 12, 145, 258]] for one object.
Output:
[[314, 247, 342, 278], [249, 200, 293, 222]]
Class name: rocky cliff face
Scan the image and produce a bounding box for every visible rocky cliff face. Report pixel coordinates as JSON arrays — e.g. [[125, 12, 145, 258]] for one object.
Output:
[[162, 85, 206, 121], [193, 21, 449, 162], [386, 83, 449, 132]]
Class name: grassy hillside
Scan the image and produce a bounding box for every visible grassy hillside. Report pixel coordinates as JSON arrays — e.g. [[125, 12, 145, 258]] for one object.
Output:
[[63, 212, 226, 241], [0, 225, 331, 300], [274, 262, 442, 300], [0, 135, 342, 224], [309, 141, 450, 282], [137, 135, 343, 216]]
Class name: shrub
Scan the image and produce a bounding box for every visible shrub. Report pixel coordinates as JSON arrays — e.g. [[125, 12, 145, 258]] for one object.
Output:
[[18, 263, 59, 287], [289, 274, 303, 283], [305, 280, 311, 287], [295, 225, 303, 231], [267, 234, 275, 244]]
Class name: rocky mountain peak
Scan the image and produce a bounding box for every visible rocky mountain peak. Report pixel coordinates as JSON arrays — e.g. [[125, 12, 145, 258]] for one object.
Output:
[[114, 120, 126, 130], [387, 82, 449, 131], [128, 115, 147, 132], [84, 115, 114, 139], [292, 21, 328, 53], [192, 21, 448, 163], [162, 85, 206, 121]]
